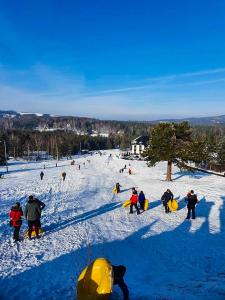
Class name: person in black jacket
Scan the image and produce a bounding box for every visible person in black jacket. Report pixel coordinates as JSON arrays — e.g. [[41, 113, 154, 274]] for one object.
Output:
[[62, 172, 66, 181], [25, 195, 45, 239], [186, 190, 198, 219], [161, 189, 173, 213], [115, 182, 122, 193], [40, 171, 44, 180], [112, 265, 129, 300]]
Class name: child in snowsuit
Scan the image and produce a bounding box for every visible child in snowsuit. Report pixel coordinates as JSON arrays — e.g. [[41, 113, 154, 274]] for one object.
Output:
[[128, 168, 132, 175], [40, 171, 44, 180], [112, 265, 129, 300], [129, 190, 140, 214], [161, 189, 173, 213], [10, 202, 23, 241], [62, 172, 66, 181], [186, 190, 198, 219], [138, 191, 146, 211]]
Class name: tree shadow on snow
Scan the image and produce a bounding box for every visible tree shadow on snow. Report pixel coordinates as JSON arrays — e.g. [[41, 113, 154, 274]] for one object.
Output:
[[44, 202, 121, 235], [173, 170, 211, 181], [1, 197, 225, 300], [2, 163, 66, 176], [149, 199, 162, 209], [177, 197, 188, 211]]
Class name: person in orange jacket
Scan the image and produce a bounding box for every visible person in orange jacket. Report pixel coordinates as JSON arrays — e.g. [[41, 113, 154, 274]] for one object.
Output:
[[129, 190, 140, 214], [9, 202, 23, 241]]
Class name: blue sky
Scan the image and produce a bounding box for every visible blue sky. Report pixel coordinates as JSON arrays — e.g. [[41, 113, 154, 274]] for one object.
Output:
[[1, 0, 225, 120]]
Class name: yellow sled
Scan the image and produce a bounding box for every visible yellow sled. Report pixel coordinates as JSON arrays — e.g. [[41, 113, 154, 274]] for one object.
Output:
[[77, 258, 113, 300], [113, 187, 118, 194], [123, 199, 149, 210], [122, 199, 131, 207], [168, 199, 178, 212], [144, 199, 149, 211], [24, 227, 43, 238]]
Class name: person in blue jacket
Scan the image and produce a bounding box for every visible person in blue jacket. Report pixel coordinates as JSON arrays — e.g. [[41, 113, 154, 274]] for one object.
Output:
[[138, 191, 146, 211]]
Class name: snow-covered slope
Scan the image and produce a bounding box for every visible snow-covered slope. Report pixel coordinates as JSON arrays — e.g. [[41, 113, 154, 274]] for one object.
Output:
[[0, 151, 225, 300]]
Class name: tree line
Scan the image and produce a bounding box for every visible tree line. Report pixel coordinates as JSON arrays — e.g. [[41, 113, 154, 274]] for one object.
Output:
[[1, 123, 225, 181], [144, 122, 225, 180]]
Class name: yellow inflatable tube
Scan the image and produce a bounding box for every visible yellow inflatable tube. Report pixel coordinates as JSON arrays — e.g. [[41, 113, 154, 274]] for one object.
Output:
[[77, 258, 113, 300], [24, 227, 43, 238], [168, 199, 178, 211], [113, 187, 118, 194], [122, 199, 131, 207]]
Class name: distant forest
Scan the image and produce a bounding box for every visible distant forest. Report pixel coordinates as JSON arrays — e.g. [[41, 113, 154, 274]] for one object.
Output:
[[1, 112, 225, 168]]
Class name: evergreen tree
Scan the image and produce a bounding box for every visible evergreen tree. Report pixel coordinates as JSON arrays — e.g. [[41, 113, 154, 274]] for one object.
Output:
[[144, 122, 195, 181], [216, 137, 225, 166]]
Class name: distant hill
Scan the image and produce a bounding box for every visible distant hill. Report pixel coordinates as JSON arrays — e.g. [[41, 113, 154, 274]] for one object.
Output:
[[153, 115, 225, 126], [0, 110, 225, 135], [0, 110, 149, 137]]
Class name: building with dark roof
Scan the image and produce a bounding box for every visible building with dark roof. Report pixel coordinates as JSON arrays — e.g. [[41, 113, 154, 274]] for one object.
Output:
[[131, 136, 149, 156]]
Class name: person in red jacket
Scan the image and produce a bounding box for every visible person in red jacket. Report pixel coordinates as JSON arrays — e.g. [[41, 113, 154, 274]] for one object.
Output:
[[129, 190, 140, 215], [9, 202, 23, 241]]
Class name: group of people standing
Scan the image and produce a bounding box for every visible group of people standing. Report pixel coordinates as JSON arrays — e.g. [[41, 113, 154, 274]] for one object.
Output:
[[161, 188, 198, 218], [129, 188, 146, 214], [115, 183, 146, 215], [9, 195, 45, 242]]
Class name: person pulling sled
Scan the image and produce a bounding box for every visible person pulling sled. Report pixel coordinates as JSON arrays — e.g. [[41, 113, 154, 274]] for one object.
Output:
[[161, 189, 173, 213], [129, 190, 140, 215], [138, 191, 146, 211], [115, 182, 122, 193], [25, 195, 45, 239]]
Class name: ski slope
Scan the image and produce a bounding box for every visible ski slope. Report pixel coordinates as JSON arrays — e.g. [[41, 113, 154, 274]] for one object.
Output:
[[1, 150, 225, 300]]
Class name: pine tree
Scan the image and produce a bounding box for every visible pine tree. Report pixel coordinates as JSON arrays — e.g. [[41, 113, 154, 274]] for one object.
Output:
[[216, 137, 225, 166], [144, 122, 194, 181]]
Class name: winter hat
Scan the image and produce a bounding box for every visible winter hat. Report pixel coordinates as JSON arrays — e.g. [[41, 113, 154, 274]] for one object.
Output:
[[190, 190, 194, 194], [16, 202, 20, 207], [28, 195, 34, 201]]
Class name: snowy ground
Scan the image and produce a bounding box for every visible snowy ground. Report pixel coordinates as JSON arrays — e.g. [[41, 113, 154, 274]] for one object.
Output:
[[1, 150, 225, 300]]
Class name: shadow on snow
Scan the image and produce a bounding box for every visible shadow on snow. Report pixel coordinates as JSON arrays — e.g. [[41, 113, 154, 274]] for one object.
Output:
[[1, 197, 225, 300], [173, 170, 211, 181], [44, 202, 121, 235]]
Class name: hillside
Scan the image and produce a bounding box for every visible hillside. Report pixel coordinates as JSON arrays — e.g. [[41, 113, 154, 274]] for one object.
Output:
[[1, 151, 225, 299], [0, 110, 150, 137], [1, 111, 225, 135]]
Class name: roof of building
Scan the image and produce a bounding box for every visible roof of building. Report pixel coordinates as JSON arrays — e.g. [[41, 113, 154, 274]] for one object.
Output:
[[131, 135, 149, 146]]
